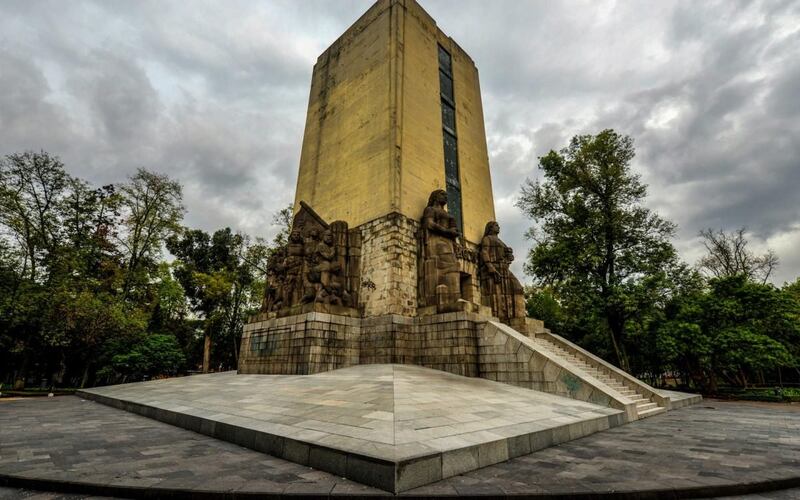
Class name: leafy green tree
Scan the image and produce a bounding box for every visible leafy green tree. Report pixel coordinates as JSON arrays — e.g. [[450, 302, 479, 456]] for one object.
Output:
[[525, 286, 566, 333], [103, 333, 185, 382], [656, 275, 798, 392], [0, 152, 72, 387], [518, 130, 679, 371], [167, 227, 268, 372], [47, 289, 147, 387], [117, 168, 184, 300], [0, 151, 70, 281]]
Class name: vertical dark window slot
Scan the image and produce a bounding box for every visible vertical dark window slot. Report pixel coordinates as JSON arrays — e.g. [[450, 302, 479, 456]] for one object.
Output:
[[438, 45, 463, 234]]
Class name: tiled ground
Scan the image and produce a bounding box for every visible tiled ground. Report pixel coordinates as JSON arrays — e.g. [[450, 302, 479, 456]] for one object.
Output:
[[1, 397, 799, 497], [411, 400, 800, 497], [79, 365, 621, 462]]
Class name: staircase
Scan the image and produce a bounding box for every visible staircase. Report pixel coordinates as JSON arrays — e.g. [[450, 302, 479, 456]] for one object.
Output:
[[534, 334, 667, 419]]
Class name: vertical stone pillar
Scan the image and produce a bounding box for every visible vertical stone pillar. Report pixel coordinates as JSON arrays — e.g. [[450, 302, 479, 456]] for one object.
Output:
[[358, 213, 419, 317]]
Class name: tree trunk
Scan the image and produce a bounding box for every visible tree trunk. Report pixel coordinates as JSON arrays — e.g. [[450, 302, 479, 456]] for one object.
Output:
[[708, 370, 718, 394], [54, 352, 67, 385], [80, 363, 91, 389], [13, 352, 30, 390], [228, 284, 242, 366], [607, 320, 630, 372], [202, 334, 212, 373]]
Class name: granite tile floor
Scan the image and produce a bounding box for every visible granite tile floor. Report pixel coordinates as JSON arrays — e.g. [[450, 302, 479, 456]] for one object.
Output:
[[79, 365, 622, 462], [1, 397, 799, 497]]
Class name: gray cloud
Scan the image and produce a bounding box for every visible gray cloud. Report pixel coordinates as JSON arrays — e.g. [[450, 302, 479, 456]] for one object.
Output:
[[1, 0, 798, 284]]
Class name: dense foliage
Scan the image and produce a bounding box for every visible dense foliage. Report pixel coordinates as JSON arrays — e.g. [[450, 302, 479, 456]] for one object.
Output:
[[0, 151, 271, 389], [521, 130, 800, 391]]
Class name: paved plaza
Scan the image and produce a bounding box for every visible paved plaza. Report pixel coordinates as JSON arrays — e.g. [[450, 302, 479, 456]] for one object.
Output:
[[1, 393, 799, 498], [76, 365, 625, 491]]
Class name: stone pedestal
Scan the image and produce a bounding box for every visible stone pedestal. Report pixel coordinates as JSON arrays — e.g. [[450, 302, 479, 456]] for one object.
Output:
[[239, 306, 499, 377]]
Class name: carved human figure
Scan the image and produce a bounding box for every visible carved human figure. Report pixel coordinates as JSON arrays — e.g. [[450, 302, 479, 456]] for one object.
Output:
[[420, 189, 462, 306], [316, 230, 336, 286], [300, 227, 321, 303], [479, 221, 525, 320], [281, 228, 306, 307], [262, 245, 287, 312]]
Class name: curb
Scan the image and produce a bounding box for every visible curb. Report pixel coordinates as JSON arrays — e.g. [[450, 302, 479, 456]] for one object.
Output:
[[3, 472, 800, 499]]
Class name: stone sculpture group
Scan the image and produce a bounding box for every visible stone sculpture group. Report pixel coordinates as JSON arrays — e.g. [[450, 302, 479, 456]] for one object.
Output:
[[263, 190, 525, 325], [262, 202, 361, 313]]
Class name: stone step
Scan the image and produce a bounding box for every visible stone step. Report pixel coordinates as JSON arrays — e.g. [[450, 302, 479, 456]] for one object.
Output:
[[636, 402, 658, 412], [637, 406, 667, 419], [539, 342, 668, 416], [539, 342, 656, 405]]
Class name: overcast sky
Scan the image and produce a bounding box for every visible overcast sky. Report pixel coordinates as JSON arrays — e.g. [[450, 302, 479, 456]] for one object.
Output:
[[1, 0, 798, 284]]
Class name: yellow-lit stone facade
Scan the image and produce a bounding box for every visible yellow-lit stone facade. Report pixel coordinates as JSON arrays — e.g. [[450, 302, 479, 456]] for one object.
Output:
[[294, 0, 495, 245]]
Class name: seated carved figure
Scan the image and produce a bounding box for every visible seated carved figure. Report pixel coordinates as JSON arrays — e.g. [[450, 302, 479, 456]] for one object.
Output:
[[419, 189, 462, 306], [479, 221, 526, 321]]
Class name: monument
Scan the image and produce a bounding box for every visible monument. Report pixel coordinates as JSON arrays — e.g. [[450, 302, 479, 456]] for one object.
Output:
[[238, 0, 533, 376], [237, 0, 684, 427], [80, 0, 700, 493]]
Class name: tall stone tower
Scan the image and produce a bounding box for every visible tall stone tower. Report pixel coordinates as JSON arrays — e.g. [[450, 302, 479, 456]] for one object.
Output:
[[293, 0, 496, 316]]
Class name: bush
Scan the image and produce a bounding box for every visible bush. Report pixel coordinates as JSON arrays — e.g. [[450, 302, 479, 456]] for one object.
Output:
[[106, 334, 186, 381]]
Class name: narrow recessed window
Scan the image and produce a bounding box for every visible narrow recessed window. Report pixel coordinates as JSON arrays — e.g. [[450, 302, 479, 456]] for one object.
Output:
[[437, 44, 463, 234]]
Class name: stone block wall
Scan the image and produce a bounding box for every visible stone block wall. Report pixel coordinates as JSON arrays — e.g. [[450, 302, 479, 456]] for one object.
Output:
[[358, 212, 419, 317], [417, 313, 480, 377], [239, 312, 360, 375], [240, 310, 483, 377]]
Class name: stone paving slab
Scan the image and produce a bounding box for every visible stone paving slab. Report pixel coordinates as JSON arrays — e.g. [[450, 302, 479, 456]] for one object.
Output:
[[2, 397, 799, 498], [408, 400, 800, 497], [76, 365, 623, 492]]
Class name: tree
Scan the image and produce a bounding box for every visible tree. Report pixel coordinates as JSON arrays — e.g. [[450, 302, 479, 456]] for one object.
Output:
[[105, 333, 186, 381], [270, 204, 294, 248], [656, 275, 798, 392], [518, 130, 679, 371], [525, 286, 566, 334], [0, 152, 72, 388], [47, 289, 147, 387], [697, 228, 778, 284], [167, 227, 267, 372], [117, 168, 184, 300], [0, 151, 70, 281]]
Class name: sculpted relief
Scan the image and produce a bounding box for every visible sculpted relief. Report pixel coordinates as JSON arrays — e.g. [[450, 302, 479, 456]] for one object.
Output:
[[418, 189, 463, 307], [261, 202, 359, 314], [478, 221, 526, 322], [265, 193, 526, 326], [416, 190, 526, 323]]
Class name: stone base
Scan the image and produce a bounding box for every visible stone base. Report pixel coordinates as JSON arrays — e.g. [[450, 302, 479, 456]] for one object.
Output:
[[78, 365, 626, 493], [238, 308, 493, 377], [239, 310, 701, 422]]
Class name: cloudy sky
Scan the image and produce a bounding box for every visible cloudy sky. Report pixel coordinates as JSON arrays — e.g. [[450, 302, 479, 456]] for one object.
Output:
[[2, 0, 798, 284]]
